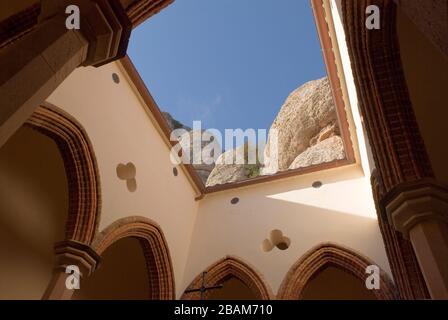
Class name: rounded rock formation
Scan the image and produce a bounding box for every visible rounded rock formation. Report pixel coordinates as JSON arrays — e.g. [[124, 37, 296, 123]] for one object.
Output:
[[206, 143, 261, 187], [288, 136, 345, 170], [262, 77, 340, 175]]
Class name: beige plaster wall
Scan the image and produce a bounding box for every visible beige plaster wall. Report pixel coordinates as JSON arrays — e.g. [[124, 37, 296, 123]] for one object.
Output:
[[183, 165, 390, 295], [46, 62, 199, 298], [0, 126, 67, 299]]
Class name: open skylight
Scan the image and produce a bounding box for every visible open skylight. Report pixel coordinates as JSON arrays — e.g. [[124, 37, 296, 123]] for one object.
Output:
[[128, 0, 350, 190]]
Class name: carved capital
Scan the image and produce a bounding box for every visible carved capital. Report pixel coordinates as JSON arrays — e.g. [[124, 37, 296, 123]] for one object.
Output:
[[385, 179, 448, 238], [39, 0, 131, 66], [53, 240, 101, 278]]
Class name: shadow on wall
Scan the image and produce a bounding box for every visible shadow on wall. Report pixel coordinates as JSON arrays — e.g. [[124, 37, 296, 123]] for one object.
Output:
[[264, 169, 377, 219], [0, 127, 68, 299], [183, 165, 388, 294], [240, 163, 366, 200], [397, 8, 448, 185], [300, 266, 377, 300], [73, 237, 150, 300]]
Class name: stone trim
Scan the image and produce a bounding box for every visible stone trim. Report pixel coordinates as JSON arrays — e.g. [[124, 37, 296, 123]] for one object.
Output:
[[36, 0, 132, 67], [42, 240, 102, 300], [52, 240, 101, 277], [277, 243, 397, 300], [25, 103, 101, 245], [92, 216, 175, 300], [385, 179, 448, 238], [311, 0, 356, 164], [181, 256, 274, 300], [125, 0, 175, 28]]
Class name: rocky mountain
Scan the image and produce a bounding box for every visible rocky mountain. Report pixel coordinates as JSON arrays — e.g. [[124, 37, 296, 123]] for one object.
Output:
[[206, 143, 261, 187], [262, 77, 341, 175], [177, 130, 218, 184], [164, 77, 345, 187], [162, 112, 191, 131], [206, 77, 345, 186], [289, 135, 345, 170], [162, 112, 215, 184]]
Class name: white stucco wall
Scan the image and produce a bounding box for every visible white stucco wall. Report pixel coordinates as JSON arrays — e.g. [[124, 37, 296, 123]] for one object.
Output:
[[182, 164, 390, 295], [46, 62, 199, 298]]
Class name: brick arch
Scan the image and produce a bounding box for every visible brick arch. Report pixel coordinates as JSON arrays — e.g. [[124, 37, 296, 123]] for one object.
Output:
[[340, 0, 430, 299], [182, 256, 274, 300], [92, 216, 175, 300], [277, 243, 397, 300], [25, 102, 101, 244]]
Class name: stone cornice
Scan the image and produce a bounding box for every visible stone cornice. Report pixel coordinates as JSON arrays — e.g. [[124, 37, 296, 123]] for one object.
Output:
[[38, 0, 132, 66], [53, 240, 101, 277], [385, 179, 448, 238]]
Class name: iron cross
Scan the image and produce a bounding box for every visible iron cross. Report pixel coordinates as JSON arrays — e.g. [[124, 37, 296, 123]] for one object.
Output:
[[184, 271, 223, 300]]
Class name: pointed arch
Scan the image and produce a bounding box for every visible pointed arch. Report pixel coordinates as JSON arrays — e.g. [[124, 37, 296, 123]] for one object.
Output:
[[182, 256, 274, 300], [277, 243, 397, 300], [92, 216, 175, 300], [25, 102, 101, 244]]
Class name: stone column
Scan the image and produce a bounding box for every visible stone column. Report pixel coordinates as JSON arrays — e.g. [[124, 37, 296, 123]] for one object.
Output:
[[386, 180, 448, 299], [42, 240, 101, 300], [0, 0, 131, 147]]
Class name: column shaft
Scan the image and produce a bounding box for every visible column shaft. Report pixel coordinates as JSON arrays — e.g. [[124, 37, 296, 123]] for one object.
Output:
[[409, 220, 448, 299]]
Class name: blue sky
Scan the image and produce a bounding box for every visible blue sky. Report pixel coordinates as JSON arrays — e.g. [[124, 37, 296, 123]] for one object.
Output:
[[128, 0, 326, 136]]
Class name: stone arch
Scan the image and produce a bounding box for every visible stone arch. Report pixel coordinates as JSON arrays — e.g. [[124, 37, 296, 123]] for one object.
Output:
[[277, 243, 397, 300], [25, 102, 101, 244], [92, 216, 175, 300], [182, 256, 274, 300]]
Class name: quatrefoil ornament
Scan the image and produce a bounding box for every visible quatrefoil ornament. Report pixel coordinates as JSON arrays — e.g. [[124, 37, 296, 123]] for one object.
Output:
[[261, 230, 291, 252], [116, 162, 137, 192]]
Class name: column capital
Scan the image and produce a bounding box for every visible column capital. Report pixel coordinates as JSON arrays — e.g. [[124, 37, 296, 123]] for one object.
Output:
[[39, 0, 132, 66], [385, 179, 448, 238], [53, 240, 101, 277]]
